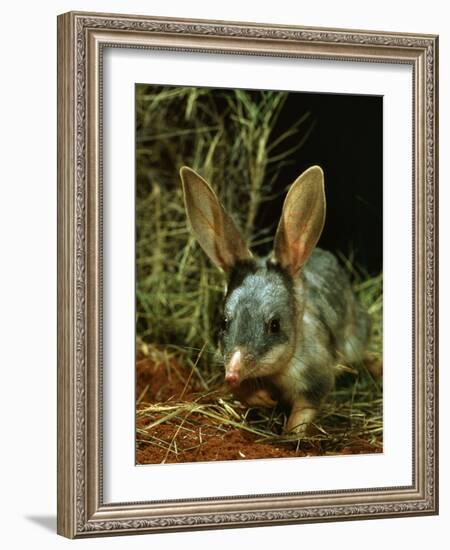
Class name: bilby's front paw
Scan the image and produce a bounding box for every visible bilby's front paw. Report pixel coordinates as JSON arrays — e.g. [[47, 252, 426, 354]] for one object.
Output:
[[284, 398, 318, 436], [244, 388, 278, 407], [231, 379, 278, 408]]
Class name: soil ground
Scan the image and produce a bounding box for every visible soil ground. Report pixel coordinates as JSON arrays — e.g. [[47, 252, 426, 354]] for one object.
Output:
[[136, 355, 382, 464]]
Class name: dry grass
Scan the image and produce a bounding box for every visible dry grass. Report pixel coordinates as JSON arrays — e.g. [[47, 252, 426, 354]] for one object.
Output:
[[136, 85, 315, 369]]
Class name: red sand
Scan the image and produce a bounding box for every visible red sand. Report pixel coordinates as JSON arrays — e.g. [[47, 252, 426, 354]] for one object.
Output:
[[136, 357, 382, 465]]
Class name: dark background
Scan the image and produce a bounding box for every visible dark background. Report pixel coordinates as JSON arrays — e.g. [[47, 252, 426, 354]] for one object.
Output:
[[255, 91, 383, 275]]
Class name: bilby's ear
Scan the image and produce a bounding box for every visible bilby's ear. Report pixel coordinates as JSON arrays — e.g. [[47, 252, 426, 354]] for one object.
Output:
[[180, 166, 252, 273], [273, 166, 325, 276]]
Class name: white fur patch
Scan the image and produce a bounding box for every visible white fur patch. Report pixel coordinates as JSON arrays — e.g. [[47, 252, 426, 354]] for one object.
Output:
[[260, 344, 288, 367]]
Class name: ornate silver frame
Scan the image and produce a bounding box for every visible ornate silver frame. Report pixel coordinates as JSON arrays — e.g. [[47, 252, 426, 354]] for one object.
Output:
[[57, 11, 439, 538]]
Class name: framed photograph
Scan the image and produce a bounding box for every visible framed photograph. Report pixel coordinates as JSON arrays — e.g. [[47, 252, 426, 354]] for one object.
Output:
[[57, 11, 439, 538]]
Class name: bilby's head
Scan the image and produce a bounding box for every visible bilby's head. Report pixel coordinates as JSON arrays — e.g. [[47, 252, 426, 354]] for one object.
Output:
[[180, 165, 325, 386], [219, 258, 297, 385]]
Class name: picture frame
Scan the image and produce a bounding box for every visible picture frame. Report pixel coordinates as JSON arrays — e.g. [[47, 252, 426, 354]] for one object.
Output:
[[57, 11, 439, 538]]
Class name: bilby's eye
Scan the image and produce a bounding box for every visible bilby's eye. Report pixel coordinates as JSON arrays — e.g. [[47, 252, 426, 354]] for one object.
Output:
[[221, 316, 229, 332], [268, 318, 281, 334]]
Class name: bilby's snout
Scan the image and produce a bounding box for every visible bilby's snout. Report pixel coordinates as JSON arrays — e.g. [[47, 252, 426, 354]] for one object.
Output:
[[225, 348, 256, 387], [225, 348, 242, 387]]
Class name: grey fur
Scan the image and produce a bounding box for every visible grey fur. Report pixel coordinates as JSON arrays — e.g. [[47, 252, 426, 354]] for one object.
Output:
[[220, 250, 371, 407]]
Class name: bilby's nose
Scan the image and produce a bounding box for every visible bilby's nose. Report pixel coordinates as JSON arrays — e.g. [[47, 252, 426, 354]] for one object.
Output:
[[225, 371, 239, 386]]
